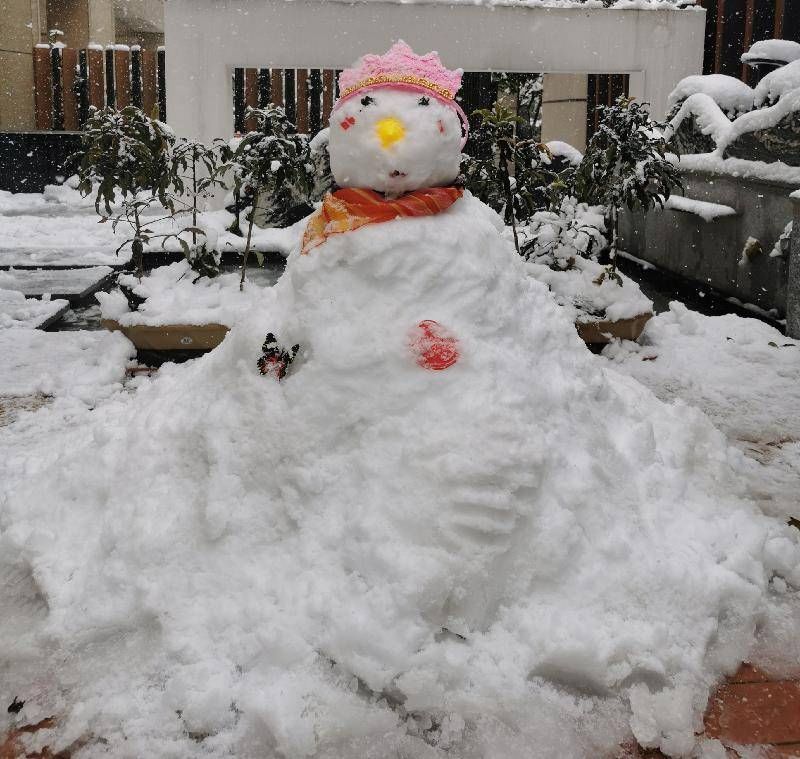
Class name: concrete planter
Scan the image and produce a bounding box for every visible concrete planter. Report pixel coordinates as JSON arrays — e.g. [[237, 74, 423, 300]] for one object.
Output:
[[620, 169, 795, 317], [575, 312, 653, 345]]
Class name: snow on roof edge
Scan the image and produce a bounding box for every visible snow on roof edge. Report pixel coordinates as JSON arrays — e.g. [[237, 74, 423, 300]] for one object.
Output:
[[230, 0, 701, 10]]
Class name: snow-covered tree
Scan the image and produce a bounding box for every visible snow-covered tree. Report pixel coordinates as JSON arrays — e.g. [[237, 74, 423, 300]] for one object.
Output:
[[72, 105, 176, 277], [573, 96, 682, 282], [462, 102, 562, 254], [218, 105, 315, 289], [170, 137, 231, 277]]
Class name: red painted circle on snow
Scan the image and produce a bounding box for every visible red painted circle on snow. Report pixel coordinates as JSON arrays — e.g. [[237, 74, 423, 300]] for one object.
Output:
[[409, 320, 459, 371]]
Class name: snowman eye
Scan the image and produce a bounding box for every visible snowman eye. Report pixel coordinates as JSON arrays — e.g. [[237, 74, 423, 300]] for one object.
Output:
[[360, 96, 375, 107], [418, 96, 430, 106]]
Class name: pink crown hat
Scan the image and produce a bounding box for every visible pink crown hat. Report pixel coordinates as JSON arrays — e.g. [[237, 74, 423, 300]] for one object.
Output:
[[334, 41, 469, 147]]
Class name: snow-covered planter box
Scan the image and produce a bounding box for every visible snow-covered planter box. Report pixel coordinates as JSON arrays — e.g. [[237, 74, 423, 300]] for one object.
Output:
[[97, 261, 270, 351], [526, 256, 653, 343], [521, 201, 654, 344]]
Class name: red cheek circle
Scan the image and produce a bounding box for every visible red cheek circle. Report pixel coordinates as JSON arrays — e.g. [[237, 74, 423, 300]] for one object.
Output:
[[340, 116, 356, 130]]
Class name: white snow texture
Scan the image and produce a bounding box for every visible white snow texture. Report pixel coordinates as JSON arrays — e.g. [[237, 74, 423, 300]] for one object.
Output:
[[2, 192, 798, 758]]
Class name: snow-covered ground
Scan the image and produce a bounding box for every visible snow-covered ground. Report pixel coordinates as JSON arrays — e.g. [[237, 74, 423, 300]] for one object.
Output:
[[1, 193, 799, 759], [0, 183, 302, 268], [603, 302, 800, 522]]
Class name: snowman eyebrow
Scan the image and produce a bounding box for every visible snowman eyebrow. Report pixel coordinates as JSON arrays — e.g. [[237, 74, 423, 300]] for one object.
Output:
[[418, 96, 430, 106], [360, 95, 375, 106]]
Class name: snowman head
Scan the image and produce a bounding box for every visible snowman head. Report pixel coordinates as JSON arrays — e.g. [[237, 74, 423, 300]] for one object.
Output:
[[329, 41, 468, 196]]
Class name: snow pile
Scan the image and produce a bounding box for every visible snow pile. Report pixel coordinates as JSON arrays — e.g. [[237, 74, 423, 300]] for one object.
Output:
[[0, 329, 134, 403], [2, 192, 796, 757], [742, 39, 800, 65], [97, 260, 274, 327], [754, 59, 800, 106], [0, 290, 68, 329], [603, 301, 800, 521], [663, 195, 737, 222], [668, 75, 754, 117]]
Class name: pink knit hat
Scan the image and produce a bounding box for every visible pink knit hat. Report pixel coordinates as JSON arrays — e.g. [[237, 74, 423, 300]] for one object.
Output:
[[334, 41, 469, 146]]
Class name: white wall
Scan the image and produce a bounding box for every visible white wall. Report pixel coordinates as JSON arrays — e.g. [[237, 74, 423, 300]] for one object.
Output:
[[165, 0, 705, 145]]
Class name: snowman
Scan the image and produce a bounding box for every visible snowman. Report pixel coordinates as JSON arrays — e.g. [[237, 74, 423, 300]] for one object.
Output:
[[259, 42, 572, 635]]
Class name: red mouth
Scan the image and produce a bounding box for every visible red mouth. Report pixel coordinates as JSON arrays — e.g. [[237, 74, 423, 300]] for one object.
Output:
[[389, 170, 407, 178]]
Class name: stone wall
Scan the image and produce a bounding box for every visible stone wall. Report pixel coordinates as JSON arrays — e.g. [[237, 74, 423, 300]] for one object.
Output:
[[619, 170, 795, 316]]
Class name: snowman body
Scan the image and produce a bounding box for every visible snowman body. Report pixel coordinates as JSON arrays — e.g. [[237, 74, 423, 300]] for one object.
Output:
[[277, 191, 574, 635], [272, 62, 572, 632]]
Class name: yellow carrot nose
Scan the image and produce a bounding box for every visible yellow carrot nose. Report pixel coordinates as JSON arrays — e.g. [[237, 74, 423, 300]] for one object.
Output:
[[375, 117, 405, 149]]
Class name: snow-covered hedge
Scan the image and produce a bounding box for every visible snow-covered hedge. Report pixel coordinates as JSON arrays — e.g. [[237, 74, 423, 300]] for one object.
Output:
[[754, 59, 800, 107], [666, 69, 800, 168], [742, 39, 800, 65], [667, 74, 754, 119]]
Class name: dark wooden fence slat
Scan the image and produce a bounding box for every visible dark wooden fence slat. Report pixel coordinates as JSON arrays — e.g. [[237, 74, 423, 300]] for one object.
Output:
[[33, 47, 53, 130], [309, 68, 322, 134], [244, 68, 259, 131], [270, 69, 284, 107], [87, 48, 105, 110], [258, 68, 271, 108], [141, 50, 157, 117], [131, 48, 143, 108], [322, 69, 334, 127], [284, 69, 296, 124], [50, 47, 64, 130], [104, 48, 115, 109], [157, 48, 167, 121], [78, 49, 90, 125], [61, 47, 79, 130], [296, 69, 309, 133], [233, 68, 245, 133]]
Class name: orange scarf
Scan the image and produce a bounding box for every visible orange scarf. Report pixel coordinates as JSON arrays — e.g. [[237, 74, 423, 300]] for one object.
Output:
[[301, 186, 463, 255]]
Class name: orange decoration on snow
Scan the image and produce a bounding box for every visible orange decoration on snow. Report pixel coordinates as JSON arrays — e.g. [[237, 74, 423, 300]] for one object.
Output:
[[409, 320, 459, 371]]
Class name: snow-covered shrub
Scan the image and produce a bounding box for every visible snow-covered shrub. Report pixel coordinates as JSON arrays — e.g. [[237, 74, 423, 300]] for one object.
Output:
[[667, 74, 754, 119], [461, 102, 565, 253], [520, 198, 606, 270], [742, 39, 800, 66], [665, 93, 732, 155], [494, 72, 544, 140], [754, 59, 800, 107], [309, 127, 335, 202], [71, 105, 177, 277], [722, 88, 800, 166], [218, 105, 315, 288], [574, 97, 682, 282], [518, 198, 654, 324]]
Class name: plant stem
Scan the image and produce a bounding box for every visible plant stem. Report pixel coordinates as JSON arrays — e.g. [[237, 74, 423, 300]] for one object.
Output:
[[191, 147, 198, 247], [609, 205, 618, 274], [499, 139, 520, 255], [240, 192, 259, 292], [133, 206, 143, 279]]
